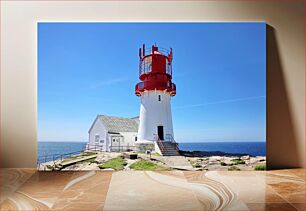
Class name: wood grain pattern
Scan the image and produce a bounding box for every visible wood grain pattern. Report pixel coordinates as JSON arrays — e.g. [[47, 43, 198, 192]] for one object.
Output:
[[0, 169, 304, 210]]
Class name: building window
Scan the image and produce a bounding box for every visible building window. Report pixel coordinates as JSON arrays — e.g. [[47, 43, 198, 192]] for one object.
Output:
[[100, 140, 104, 144], [95, 135, 100, 144], [158, 95, 161, 101], [135, 137, 137, 142], [113, 139, 115, 142]]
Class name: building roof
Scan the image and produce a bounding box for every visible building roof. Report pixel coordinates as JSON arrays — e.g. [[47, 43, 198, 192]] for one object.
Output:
[[93, 115, 139, 133]]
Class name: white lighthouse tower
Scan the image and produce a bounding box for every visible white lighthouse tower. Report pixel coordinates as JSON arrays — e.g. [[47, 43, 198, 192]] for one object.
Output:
[[135, 44, 179, 155]]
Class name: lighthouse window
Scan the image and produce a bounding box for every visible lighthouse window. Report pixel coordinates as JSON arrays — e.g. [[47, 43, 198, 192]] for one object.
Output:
[[158, 95, 161, 101]]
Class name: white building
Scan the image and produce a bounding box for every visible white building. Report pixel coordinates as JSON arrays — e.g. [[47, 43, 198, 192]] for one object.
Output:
[[88, 115, 139, 152]]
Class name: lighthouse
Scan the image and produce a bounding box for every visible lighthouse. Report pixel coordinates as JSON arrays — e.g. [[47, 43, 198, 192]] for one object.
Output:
[[135, 44, 179, 156]]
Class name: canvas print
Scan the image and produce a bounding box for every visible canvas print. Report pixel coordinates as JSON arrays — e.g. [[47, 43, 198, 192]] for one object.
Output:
[[38, 23, 266, 171]]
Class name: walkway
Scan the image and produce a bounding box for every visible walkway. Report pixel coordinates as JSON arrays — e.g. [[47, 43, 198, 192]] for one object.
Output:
[[152, 155, 194, 170]]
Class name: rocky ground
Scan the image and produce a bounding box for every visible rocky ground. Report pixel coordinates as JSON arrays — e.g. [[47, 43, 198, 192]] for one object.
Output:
[[39, 151, 266, 171], [187, 155, 266, 171], [61, 152, 122, 171]]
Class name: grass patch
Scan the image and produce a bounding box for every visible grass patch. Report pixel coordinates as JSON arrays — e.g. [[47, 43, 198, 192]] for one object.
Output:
[[220, 161, 234, 166], [151, 153, 161, 156], [129, 159, 168, 171], [192, 163, 202, 168], [46, 165, 54, 170], [220, 159, 245, 167], [136, 152, 161, 156], [228, 166, 240, 171], [86, 157, 98, 163], [231, 159, 246, 165], [254, 164, 266, 171], [77, 157, 98, 164], [98, 156, 127, 170], [62, 152, 97, 163], [84, 151, 98, 156], [62, 155, 82, 162]]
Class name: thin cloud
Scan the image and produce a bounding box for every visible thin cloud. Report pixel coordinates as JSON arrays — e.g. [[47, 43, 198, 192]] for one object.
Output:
[[89, 77, 131, 89], [174, 95, 266, 109]]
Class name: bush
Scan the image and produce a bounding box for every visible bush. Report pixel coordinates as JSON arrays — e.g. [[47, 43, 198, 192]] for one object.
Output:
[[254, 164, 266, 171], [99, 156, 127, 170]]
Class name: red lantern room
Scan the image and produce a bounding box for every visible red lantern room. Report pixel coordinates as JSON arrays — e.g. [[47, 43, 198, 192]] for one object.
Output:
[[135, 44, 176, 97]]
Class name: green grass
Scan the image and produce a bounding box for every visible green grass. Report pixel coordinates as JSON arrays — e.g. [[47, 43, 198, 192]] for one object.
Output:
[[228, 166, 240, 171], [98, 156, 127, 170], [220, 161, 234, 166], [46, 165, 54, 170], [62, 155, 82, 162], [84, 151, 98, 156], [135, 152, 161, 156], [86, 157, 98, 163], [62, 152, 97, 163], [221, 159, 245, 167], [254, 164, 266, 171], [77, 157, 98, 164], [129, 160, 168, 171], [151, 153, 161, 156], [231, 159, 246, 165], [192, 163, 202, 168]]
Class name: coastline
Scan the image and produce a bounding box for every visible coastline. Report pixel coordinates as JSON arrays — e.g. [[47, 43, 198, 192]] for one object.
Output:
[[38, 141, 266, 163], [38, 150, 266, 171]]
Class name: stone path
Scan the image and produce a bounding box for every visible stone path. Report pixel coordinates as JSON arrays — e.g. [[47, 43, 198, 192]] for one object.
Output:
[[152, 155, 194, 170]]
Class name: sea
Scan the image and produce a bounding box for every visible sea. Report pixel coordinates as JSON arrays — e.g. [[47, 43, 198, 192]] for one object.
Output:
[[38, 142, 87, 164], [38, 141, 266, 164], [179, 142, 266, 157]]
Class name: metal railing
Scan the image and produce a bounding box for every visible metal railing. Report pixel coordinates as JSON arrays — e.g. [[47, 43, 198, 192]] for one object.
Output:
[[142, 46, 170, 56], [109, 145, 136, 152], [85, 144, 105, 152], [37, 143, 102, 167], [37, 143, 137, 170], [155, 135, 165, 152], [37, 150, 84, 164], [139, 45, 172, 77], [164, 134, 179, 151], [37, 148, 88, 170], [86, 143, 136, 152], [154, 133, 179, 152], [139, 60, 172, 77]]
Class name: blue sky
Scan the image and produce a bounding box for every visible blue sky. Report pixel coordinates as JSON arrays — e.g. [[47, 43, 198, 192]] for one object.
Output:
[[38, 23, 266, 142]]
